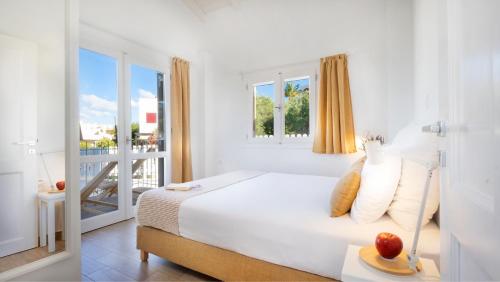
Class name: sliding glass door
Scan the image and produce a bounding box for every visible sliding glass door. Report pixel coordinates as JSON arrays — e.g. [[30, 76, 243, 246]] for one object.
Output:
[[79, 45, 170, 232]]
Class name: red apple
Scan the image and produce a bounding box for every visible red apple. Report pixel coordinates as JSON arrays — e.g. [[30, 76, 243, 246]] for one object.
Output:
[[375, 232, 403, 259], [56, 181, 65, 191]]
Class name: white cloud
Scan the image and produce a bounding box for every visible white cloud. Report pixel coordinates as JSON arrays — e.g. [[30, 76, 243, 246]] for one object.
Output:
[[131, 99, 138, 108], [139, 89, 155, 99], [80, 106, 113, 120], [81, 94, 117, 112]]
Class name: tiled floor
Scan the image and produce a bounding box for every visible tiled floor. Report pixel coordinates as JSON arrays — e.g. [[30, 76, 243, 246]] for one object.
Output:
[[81, 219, 217, 281]]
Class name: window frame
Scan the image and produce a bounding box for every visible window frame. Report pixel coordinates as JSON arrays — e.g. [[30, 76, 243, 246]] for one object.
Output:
[[245, 64, 318, 146]]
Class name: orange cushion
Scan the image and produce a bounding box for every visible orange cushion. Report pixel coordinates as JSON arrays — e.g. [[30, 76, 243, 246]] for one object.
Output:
[[330, 157, 366, 217]]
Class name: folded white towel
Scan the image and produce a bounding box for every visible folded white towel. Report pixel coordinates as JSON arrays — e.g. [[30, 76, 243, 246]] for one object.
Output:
[[165, 183, 201, 191]]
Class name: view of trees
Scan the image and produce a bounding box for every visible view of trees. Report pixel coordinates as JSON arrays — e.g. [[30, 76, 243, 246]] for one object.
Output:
[[80, 122, 158, 151], [254, 96, 275, 136], [254, 80, 309, 137], [284, 82, 309, 135]]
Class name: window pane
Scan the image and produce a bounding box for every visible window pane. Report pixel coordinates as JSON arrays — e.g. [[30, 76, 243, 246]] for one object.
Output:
[[131, 157, 165, 206], [253, 83, 275, 137], [130, 65, 166, 153], [79, 48, 119, 155], [284, 77, 310, 137], [80, 161, 119, 219]]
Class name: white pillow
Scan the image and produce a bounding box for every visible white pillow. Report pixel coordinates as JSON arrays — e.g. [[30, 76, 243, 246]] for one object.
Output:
[[350, 154, 402, 224], [388, 159, 440, 231]]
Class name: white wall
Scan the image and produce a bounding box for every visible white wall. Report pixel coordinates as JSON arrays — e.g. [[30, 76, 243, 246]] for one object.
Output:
[[204, 0, 414, 177], [386, 0, 415, 139], [79, 0, 206, 179]]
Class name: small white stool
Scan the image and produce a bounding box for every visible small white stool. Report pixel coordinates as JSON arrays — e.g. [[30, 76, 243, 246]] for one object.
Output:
[[341, 245, 440, 282], [38, 191, 65, 253]]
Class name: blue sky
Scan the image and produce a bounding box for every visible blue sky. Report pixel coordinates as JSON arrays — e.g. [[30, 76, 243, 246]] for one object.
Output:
[[79, 48, 159, 126], [130, 64, 159, 124], [255, 78, 309, 100]]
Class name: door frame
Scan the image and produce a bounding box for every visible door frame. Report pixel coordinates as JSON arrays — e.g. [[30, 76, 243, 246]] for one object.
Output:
[[0, 0, 79, 280], [439, 0, 459, 280]]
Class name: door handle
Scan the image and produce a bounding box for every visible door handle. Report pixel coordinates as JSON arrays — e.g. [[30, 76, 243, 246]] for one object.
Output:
[[13, 140, 37, 146], [422, 121, 446, 137]]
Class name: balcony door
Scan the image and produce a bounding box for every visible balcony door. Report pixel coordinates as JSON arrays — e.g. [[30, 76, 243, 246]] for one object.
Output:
[[124, 58, 170, 219], [79, 46, 125, 232], [79, 44, 169, 232]]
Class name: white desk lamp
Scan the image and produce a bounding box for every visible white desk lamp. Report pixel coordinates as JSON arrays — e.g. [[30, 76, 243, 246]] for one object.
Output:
[[407, 122, 443, 271], [407, 159, 439, 272]]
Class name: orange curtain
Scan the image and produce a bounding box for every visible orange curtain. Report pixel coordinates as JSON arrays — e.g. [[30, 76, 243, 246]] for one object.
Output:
[[171, 57, 193, 182], [313, 54, 356, 154]]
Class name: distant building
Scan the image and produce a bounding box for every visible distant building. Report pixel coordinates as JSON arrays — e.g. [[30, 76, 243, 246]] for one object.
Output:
[[138, 96, 158, 136], [80, 122, 115, 141]]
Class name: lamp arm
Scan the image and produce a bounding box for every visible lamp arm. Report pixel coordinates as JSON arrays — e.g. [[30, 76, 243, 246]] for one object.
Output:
[[408, 165, 434, 272]]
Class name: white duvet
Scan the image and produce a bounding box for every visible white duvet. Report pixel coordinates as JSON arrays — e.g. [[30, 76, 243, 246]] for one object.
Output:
[[178, 172, 440, 280]]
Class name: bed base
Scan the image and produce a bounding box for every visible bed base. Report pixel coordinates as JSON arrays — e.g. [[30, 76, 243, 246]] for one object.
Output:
[[137, 226, 334, 281]]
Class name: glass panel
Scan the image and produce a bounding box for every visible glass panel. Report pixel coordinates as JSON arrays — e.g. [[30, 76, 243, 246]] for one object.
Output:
[[284, 77, 310, 137], [253, 83, 275, 137], [130, 64, 165, 153], [79, 48, 119, 156], [131, 157, 165, 205], [80, 161, 119, 219]]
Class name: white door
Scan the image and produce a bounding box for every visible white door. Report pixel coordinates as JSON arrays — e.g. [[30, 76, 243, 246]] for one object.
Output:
[[0, 34, 38, 257], [124, 56, 170, 219], [441, 0, 500, 280], [79, 45, 126, 233]]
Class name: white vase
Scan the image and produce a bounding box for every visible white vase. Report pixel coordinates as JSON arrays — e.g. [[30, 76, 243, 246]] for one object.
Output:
[[366, 140, 384, 164]]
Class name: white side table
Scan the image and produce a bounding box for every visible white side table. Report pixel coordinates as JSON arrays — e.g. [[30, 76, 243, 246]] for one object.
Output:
[[38, 191, 65, 252], [341, 245, 440, 282]]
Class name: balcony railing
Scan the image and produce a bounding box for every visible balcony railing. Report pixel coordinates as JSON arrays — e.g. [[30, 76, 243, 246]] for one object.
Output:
[[79, 142, 165, 219]]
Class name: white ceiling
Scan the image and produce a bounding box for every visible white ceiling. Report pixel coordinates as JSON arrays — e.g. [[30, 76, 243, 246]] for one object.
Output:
[[189, 0, 392, 72], [80, 0, 410, 73], [80, 0, 204, 61], [182, 0, 237, 20]]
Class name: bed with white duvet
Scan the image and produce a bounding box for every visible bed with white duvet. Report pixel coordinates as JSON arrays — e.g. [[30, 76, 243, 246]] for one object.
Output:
[[137, 171, 440, 280]]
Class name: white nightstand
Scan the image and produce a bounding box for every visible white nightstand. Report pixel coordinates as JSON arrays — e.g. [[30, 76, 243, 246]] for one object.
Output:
[[341, 245, 440, 282], [38, 191, 65, 252]]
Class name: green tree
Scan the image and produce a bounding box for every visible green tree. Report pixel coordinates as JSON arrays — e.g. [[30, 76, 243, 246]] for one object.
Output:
[[96, 137, 116, 148], [80, 141, 94, 149], [131, 122, 140, 144], [254, 82, 309, 137], [284, 90, 309, 135], [255, 96, 274, 136], [284, 82, 300, 98]]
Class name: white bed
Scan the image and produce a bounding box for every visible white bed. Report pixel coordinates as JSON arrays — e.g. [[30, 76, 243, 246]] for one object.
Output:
[[174, 171, 440, 280]]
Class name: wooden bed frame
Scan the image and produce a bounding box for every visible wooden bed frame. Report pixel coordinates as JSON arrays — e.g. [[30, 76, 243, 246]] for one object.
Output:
[[137, 225, 335, 281]]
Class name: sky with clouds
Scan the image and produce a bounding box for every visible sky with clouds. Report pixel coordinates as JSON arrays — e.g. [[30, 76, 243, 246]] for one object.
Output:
[[255, 78, 309, 100], [79, 48, 161, 127]]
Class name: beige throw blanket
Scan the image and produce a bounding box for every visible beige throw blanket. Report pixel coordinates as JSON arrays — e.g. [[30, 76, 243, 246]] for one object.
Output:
[[136, 170, 265, 235]]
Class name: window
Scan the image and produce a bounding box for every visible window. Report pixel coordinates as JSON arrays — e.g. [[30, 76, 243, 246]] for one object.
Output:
[[247, 66, 316, 144]]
